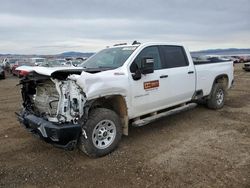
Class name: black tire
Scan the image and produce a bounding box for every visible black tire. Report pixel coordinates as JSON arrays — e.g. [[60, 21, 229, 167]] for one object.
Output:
[[207, 83, 226, 109], [78, 108, 122, 157]]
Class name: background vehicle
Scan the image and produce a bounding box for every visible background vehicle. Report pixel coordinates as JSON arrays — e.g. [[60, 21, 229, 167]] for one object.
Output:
[[232, 55, 250, 63], [243, 62, 250, 71], [30, 58, 46, 66], [12, 61, 33, 77], [39, 60, 67, 67], [3, 58, 17, 73], [0, 66, 5, 79], [17, 42, 234, 157], [68, 59, 84, 67], [58, 59, 83, 67], [243, 56, 250, 62]]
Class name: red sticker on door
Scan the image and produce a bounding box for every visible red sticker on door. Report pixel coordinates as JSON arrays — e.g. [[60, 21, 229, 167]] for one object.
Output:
[[144, 80, 159, 90]]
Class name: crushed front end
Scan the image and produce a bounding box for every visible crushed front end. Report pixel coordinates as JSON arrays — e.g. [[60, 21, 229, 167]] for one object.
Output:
[[16, 71, 86, 150]]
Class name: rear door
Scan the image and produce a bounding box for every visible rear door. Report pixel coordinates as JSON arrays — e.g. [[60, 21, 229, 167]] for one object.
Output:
[[158, 45, 195, 105]]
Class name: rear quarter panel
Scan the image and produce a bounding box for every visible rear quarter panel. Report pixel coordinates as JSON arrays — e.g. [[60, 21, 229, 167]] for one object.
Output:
[[195, 61, 234, 96]]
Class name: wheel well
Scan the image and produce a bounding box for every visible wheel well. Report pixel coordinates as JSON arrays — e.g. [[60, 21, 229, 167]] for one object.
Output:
[[214, 74, 229, 89], [89, 95, 129, 136]]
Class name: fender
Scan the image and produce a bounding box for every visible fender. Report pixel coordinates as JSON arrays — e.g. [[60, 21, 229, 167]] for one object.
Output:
[[209, 74, 229, 95], [83, 95, 129, 135]]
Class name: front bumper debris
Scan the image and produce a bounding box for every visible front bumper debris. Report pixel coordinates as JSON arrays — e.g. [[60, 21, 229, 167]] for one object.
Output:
[[16, 110, 81, 150]]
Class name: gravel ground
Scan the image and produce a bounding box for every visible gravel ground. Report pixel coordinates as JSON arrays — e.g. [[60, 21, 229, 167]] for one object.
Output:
[[0, 64, 249, 188]]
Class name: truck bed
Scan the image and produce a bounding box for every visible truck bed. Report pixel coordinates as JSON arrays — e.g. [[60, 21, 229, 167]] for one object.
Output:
[[194, 61, 234, 96]]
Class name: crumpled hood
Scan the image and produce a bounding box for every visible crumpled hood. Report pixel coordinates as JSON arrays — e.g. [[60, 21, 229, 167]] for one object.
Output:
[[68, 68, 129, 100], [16, 66, 83, 76], [18, 65, 129, 100]]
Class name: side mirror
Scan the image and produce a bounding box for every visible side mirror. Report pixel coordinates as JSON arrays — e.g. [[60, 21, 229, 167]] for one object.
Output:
[[141, 57, 154, 74], [130, 62, 142, 81]]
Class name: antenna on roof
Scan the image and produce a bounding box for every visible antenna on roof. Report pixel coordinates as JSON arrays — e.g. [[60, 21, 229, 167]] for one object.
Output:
[[132, 40, 141, 45]]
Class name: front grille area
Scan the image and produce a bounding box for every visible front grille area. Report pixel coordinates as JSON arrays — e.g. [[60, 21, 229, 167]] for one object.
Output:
[[34, 80, 59, 116]]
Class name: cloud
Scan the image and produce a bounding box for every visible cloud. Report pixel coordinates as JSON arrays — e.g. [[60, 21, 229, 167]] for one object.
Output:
[[0, 0, 249, 54]]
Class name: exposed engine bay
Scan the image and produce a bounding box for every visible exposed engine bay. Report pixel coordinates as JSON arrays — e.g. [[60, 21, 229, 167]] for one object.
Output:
[[21, 72, 86, 124]]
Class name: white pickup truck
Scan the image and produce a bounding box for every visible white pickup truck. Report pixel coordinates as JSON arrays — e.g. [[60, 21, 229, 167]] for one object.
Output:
[[17, 42, 234, 157]]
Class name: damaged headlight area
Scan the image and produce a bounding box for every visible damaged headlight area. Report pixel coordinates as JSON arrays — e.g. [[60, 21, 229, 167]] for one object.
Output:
[[21, 75, 86, 123], [17, 72, 86, 149]]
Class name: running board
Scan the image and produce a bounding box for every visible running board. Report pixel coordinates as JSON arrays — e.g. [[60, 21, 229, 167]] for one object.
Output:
[[132, 103, 197, 127]]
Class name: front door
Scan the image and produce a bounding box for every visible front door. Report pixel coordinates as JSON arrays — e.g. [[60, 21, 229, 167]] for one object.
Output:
[[129, 45, 195, 118], [129, 46, 170, 117]]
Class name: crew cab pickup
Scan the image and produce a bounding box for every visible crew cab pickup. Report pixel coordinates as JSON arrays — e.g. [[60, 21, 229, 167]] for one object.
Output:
[[16, 42, 234, 157]]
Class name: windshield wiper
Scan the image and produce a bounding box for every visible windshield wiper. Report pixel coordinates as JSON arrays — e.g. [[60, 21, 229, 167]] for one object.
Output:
[[97, 66, 114, 69], [83, 66, 114, 70]]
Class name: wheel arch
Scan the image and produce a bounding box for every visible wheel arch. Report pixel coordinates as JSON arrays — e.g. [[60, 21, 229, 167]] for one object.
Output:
[[210, 74, 229, 94], [85, 95, 129, 136]]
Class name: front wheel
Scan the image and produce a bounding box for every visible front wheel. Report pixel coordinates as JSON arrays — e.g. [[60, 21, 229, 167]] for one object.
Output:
[[78, 108, 122, 157], [207, 83, 226, 109]]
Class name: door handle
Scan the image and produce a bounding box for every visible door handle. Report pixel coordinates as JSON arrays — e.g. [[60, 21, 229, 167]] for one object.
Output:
[[160, 75, 168, 78], [188, 71, 194, 74]]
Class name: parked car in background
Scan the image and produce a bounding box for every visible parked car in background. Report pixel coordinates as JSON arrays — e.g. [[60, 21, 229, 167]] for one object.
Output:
[[221, 56, 240, 64], [232, 55, 250, 63], [59, 60, 79, 67], [231, 56, 241, 63], [243, 62, 250, 71], [40, 60, 66, 67], [76, 57, 88, 61], [16, 60, 71, 76], [2, 58, 9, 69], [3, 58, 17, 73], [30, 58, 46, 66], [68, 59, 84, 67], [9, 59, 18, 70], [243, 56, 250, 62], [0, 66, 5, 79], [62, 58, 85, 67], [12, 61, 33, 77]]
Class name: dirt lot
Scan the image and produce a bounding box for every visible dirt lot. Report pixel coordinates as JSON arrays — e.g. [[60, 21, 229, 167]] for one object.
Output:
[[0, 64, 249, 188]]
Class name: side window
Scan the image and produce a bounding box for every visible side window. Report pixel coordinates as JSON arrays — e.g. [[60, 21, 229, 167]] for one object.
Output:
[[160, 46, 189, 68], [130, 46, 162, 72]]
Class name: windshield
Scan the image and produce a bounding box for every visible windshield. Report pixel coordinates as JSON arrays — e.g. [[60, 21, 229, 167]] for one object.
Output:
[[82, 46, 137, 69]]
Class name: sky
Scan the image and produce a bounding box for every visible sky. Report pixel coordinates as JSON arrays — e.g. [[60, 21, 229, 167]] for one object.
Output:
[[0, 0, 249, 54]]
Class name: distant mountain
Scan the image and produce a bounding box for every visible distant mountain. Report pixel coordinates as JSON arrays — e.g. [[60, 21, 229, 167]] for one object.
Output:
[[191, 48, 250, 57], [58, 51, 94, 58]]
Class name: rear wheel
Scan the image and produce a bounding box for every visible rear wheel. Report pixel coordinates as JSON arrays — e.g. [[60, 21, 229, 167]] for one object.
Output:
[[207, 83, 226, 109], [78, 108, 122, 157]]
